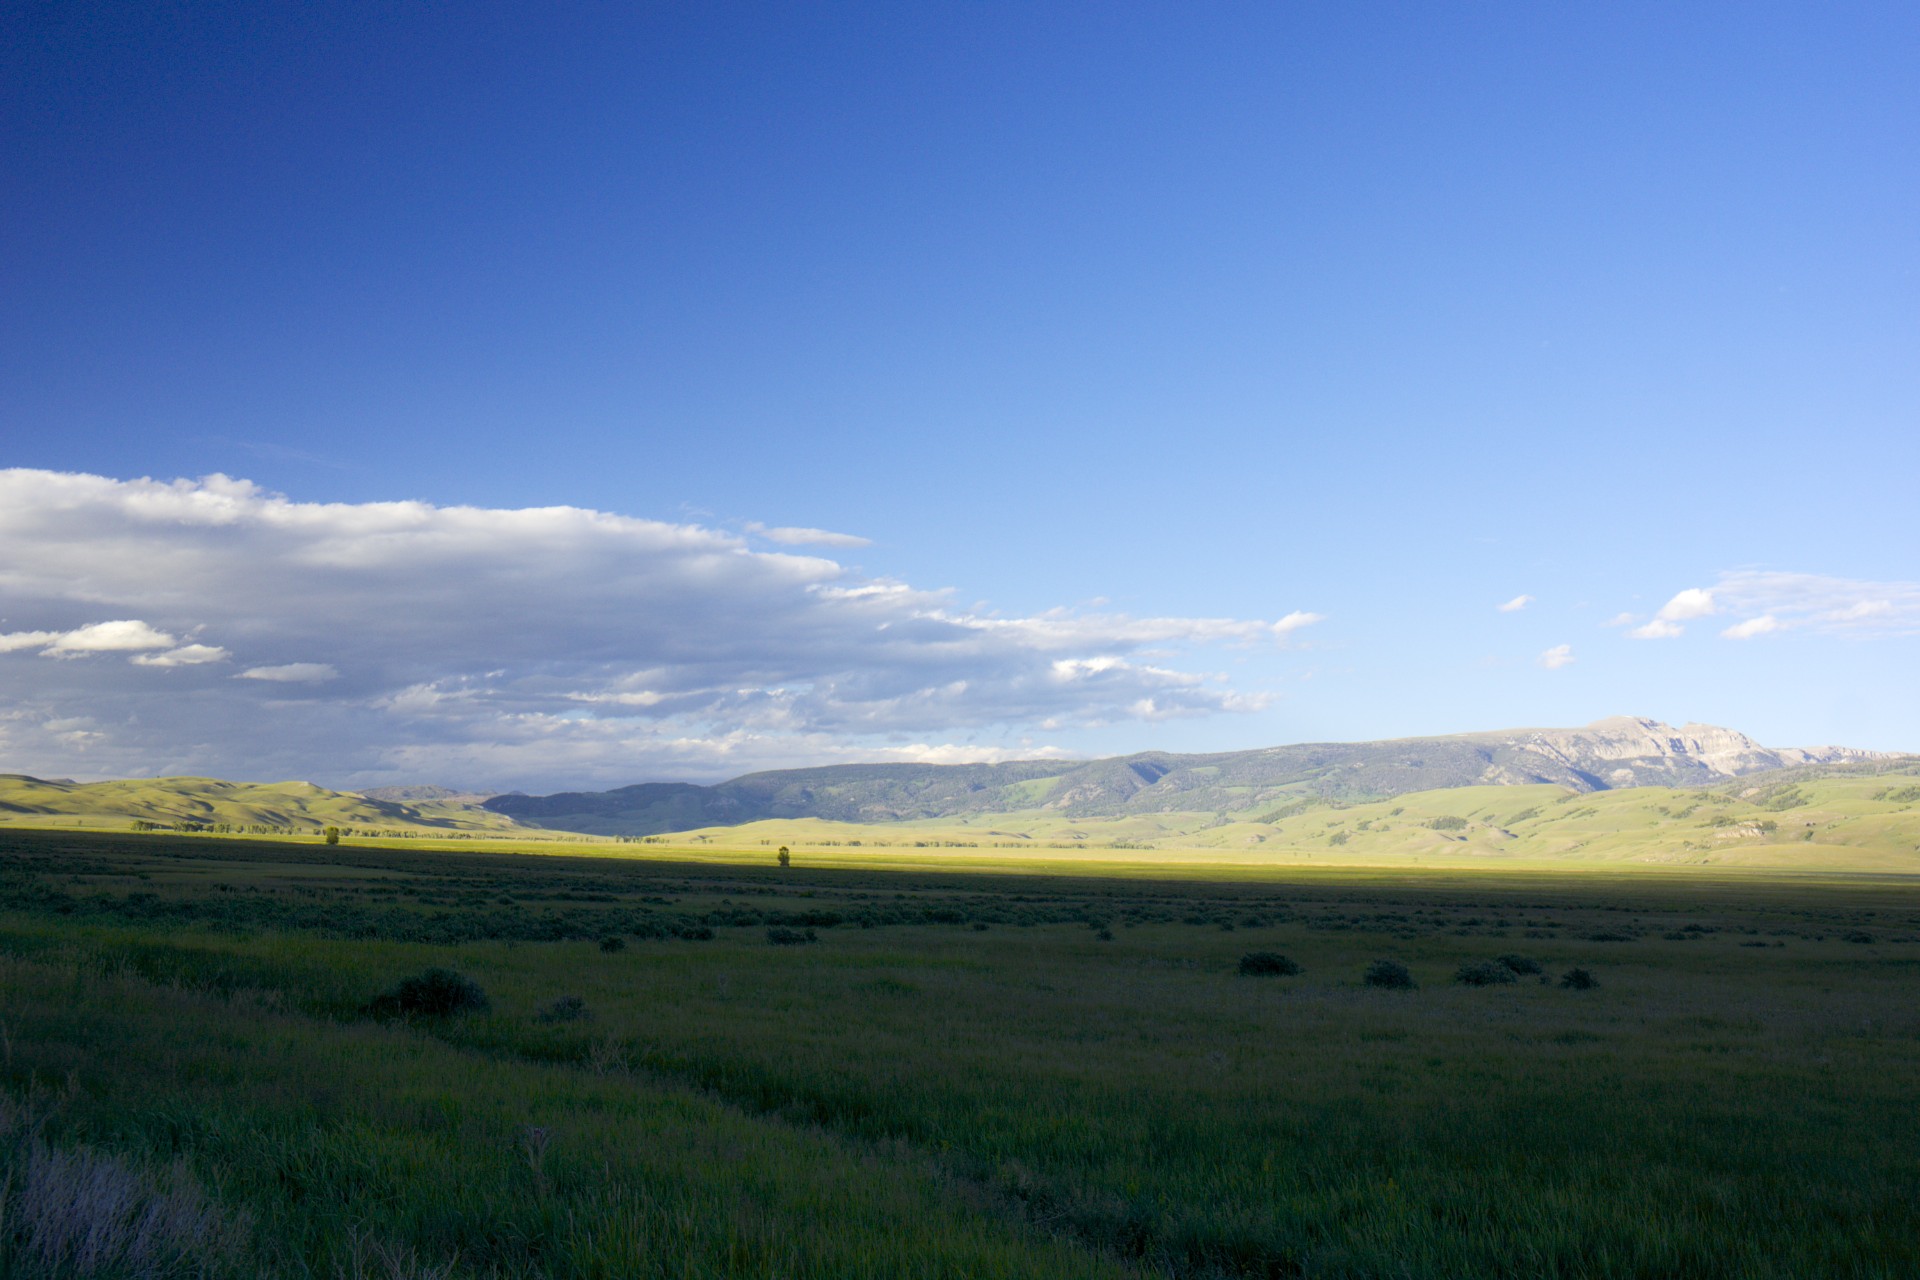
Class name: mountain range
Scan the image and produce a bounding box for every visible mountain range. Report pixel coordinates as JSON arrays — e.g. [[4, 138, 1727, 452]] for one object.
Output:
[[482, 717, 1895, 836]]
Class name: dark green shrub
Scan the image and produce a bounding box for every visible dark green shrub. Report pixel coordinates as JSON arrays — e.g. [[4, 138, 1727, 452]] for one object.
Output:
[[1237, 952, 1300, 976], [1844, 931, 1876, 944], [1497, 953, 1541, 975], [1364, 959, 1415, 990], [598, 935, 625, 953], [677, 924, 715, 941], [537, 995, 590, 1023], [1428, 816, 1468, 831], [1560, 967, 1598, 990], [766, 926, 817, 946], [1455, 960, 1517, 986], [367, 967, 490, 1018], [1094, 928, 1114, 942]]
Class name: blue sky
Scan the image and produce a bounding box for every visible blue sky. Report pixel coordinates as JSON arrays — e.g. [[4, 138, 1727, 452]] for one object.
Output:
[[2, 3, 1916, 788]]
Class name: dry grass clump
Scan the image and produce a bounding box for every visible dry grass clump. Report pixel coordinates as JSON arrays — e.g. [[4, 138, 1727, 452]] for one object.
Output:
[[1454, 960, 1518, 987], [0, 1096, 248, 1277]]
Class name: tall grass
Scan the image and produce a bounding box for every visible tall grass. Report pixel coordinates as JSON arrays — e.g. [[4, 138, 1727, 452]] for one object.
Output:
[[0, 828, 1916, 1277]]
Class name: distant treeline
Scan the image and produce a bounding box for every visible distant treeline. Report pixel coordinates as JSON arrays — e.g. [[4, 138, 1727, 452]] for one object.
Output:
[[128, 822, 485, 839]]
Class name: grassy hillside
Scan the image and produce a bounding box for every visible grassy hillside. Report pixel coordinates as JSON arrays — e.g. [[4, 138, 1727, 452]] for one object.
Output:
[[0, 773, 531, 836], [634, 769, 1920, 876]]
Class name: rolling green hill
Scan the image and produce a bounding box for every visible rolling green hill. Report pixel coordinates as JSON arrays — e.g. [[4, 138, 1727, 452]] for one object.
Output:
[[0, 774, 528, 836], [644, 766, 1920, 876]]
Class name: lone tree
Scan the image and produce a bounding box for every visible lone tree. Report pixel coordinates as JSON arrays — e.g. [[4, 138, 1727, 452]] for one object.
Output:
[[777, 846, 791, 867], [323, 827, 341, 846]]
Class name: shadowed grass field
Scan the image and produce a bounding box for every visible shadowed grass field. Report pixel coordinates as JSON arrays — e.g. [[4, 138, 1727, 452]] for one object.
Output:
[[1, 828, 1916, 1277]]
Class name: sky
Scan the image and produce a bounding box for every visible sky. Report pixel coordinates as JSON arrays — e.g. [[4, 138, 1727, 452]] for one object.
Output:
[[2, 2, 1916, 791]]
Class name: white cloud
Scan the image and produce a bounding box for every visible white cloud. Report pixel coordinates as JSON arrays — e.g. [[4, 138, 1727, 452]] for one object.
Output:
[[131, 644, 230, 667], [0, 619, 178, 656], [1634, 571, 1920, 642], [1497, 594, 1533, 613], [239, 663, 339, 683], [0, 469, 1306, 789], [1720, 615, 1780, 640], [1537, 644, 1575, 670], [1657, 588, 1717, 621], [1603, 612, 1637, 628], [1624, 587, 1716, 639], [745, 522, 873, 548]]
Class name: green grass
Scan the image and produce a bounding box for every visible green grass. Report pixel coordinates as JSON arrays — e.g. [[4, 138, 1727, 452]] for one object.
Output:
[[638, 773, 1920, 875], [0, 773, 537, 838], [1, 828, 1917, 1277]]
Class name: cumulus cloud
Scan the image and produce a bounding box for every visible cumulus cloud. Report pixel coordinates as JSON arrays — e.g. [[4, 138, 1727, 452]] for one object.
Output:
[[1497, 594, 1533, 613], [0, 470, 1313, 789], [0, 619, 177, 656], [1537, 644, 1575, 670], [1627, 587, 1717, 639]]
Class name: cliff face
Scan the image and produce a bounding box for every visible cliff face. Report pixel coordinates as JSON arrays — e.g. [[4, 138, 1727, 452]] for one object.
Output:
[[1483, 717, 1887, 790]]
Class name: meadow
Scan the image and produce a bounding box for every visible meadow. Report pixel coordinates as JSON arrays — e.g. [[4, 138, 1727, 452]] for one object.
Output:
[[1, 827, 1916, 1278]]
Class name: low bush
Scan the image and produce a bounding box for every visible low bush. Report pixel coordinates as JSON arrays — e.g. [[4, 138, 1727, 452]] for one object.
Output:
[[766, 926, 818, 946], [598, 935, 626, 953], [1455, 960, 1518, 987], [1497, 954, 1542, 975], [677, 924, 716, 941], [367, 967, 490, 1018], [1560, 967, 1598, 990], [1237, 952, 1300, 977], [1363, 960, 1415, 990]]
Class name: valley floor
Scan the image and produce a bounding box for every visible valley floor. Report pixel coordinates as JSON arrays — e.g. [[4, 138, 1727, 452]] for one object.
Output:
[[1, 829, 1916, 1277]]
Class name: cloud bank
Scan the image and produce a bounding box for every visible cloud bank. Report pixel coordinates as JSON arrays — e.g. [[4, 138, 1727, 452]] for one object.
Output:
[[0, 470, 1314, 789], [1628, 571, 1920, 641]]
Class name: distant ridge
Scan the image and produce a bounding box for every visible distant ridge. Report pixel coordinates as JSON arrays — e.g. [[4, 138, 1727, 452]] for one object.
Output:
[[483, 717, 1898, 836], [0, 774, 521, 835]]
